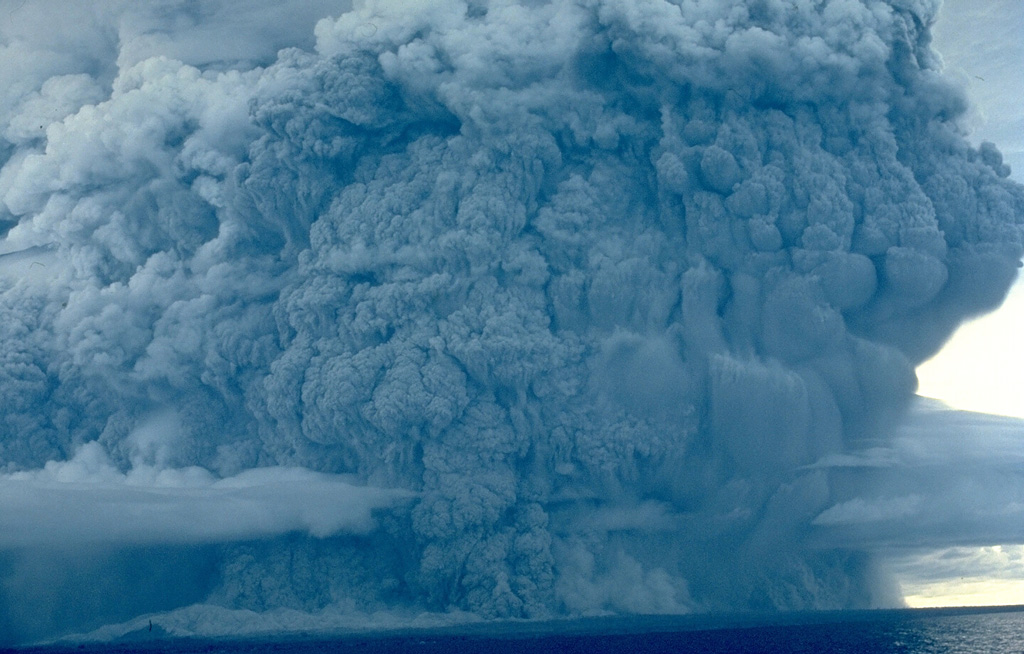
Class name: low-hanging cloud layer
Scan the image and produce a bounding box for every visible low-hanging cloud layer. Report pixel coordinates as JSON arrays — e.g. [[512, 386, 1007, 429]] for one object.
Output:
[[1, 0, 1023, 645], [0, 441, 409, 548], [812, 399, 1024, 548]]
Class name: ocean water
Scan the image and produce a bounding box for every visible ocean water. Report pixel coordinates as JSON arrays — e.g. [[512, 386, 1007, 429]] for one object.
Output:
[[9, 607, 1024, 654]]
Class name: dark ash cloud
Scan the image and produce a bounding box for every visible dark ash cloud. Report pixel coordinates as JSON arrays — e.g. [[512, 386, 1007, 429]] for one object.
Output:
[[1, 0, 1023, 644]]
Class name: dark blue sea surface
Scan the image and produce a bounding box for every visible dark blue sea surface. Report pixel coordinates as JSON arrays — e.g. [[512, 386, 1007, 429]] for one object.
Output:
[[7, 607, 1024, 654]]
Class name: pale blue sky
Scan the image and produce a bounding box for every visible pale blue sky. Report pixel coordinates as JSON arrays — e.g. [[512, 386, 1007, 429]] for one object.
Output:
[[888, 0, 1024, 608], [917, 0, 1024, 419]]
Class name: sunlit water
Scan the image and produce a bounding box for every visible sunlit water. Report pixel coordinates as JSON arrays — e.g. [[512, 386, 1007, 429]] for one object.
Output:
[[9, 607, 1024, 653]]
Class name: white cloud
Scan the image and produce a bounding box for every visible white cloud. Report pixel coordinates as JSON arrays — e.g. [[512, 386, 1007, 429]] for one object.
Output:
[[891, 545, 1024, 608], [813, 495, 923, 526], [0, 441, 411, 547]]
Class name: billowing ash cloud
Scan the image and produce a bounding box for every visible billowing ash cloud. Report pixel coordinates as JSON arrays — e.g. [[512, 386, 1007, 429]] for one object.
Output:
[[1, 0, 1023, 645]]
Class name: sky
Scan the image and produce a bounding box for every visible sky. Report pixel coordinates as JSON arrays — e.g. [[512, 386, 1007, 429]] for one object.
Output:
[[0, 0, 1023, 644], [902, 0, 1024, 606], [918, 0, 1024, 419]]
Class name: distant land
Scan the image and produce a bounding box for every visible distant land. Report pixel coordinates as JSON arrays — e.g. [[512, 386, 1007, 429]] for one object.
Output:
[[14, 605, 1024, 654]]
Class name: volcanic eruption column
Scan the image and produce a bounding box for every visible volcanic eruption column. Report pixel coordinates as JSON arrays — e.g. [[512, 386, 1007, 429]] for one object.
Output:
[[0, 0, 1022, 639]]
